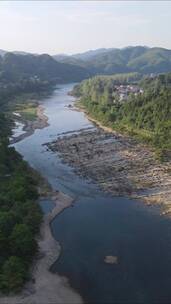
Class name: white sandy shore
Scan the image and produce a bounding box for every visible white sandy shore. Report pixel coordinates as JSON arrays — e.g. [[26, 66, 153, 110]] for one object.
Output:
[[10, 105, 49, 145], [1, 104, 83, 304], [0, 191, 83, 304]]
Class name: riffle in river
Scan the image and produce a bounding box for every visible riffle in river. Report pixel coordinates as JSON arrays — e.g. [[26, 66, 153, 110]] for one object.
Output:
[[13, 84, 171, 304]]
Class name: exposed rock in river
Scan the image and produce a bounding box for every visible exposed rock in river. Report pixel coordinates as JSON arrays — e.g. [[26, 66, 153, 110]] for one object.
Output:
[[104, 256, 118, 265], [47, 128, 171, 215]]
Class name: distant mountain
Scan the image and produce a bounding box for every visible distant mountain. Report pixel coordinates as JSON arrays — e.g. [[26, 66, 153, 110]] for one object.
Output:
[[53, 54, 69, 61], [1, 46, 171, 83], [53, 54, 85, 67], [0, 49, 32, 57], [127, 47, 171, 73], [54, 48, 117, 70], [54, 49, 115, 62], [72, 48, 115, 61], [0, 52, 90, 83], [13, 50, 36, 56], [54, 46, 171, 75], [0, 49, 7, 57]]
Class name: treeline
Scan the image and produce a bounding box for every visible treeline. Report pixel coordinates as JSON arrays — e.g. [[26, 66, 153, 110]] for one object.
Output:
[[0, 113, 42, 293], [72, 72, 141, 100], [0, 52, 89, 85], [73, 73, 171, 159], [55, 46, 171, 75], [0, 79, 53, 110], [0, 52, 89, 109], [0, 56, 56, 294]]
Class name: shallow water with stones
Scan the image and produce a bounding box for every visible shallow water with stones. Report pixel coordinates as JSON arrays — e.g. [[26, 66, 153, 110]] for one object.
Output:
[[13, 84, 171, 303]]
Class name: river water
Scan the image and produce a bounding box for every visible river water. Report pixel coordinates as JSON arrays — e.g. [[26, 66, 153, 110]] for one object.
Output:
[[13, 84, 171, 303]]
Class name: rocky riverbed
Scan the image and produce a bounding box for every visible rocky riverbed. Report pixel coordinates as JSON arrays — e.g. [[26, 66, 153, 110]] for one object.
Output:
[[47, 127, 171, 215], [10, 105, 49, 144]]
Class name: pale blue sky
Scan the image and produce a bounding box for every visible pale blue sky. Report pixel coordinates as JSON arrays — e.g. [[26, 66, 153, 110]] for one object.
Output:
[[0, 1, 171, 54]]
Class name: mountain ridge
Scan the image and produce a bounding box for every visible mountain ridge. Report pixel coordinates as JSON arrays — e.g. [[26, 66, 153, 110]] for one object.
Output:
[[0, 52, 90, 84], [54, 46, 171, 75], [1, 46, 171, 82]]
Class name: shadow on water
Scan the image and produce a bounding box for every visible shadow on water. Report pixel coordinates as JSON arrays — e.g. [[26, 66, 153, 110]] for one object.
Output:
[[13, 84, 171, 304]]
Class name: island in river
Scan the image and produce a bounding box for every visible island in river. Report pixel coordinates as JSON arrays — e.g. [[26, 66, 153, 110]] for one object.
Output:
[[2, 84, 171, 304]]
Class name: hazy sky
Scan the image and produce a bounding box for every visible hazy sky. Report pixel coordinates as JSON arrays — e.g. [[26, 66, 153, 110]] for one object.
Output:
[[0, 1, 171, 55]]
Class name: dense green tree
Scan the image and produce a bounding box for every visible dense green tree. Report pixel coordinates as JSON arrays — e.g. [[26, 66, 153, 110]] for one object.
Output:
[[10, 224, 37, 259], [0, 112, 42, 293], [0, 256, 26, 293], [73, 73, 171, 159], [0, 212, 15, 237]]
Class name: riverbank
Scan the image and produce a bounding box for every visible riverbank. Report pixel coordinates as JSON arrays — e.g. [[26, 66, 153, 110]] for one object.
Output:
[[10, 105, 49, 144], [1, 101, 83, 303], [1, 186, 83, 304], [47, 104, 171, 216]]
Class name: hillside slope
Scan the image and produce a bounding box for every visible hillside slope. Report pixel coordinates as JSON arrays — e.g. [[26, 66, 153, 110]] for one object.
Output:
[[54, 46, 171, 75], [73, 73, 171, 158], [0, 53, 89, 84]]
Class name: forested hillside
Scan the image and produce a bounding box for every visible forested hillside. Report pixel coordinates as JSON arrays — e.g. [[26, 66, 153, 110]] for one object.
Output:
[[55, 46, 171, 75], [2, 46, 171, 80], [0, 113, 42, 293], [73, 73, 171, 159], [0, 52, 89, 84], [0, 51, 90, 111], [0, 55, 55, 293]]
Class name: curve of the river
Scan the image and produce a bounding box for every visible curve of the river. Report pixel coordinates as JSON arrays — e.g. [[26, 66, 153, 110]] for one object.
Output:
[[13, 84, 171, 304]]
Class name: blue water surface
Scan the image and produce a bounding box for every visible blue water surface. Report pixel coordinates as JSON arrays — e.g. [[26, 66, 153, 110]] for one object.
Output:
[[13, 84, 171, 303]]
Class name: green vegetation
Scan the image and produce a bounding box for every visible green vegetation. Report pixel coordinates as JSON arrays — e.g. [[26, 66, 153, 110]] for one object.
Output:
[[0, 60, 50, 293], [17, 103, 38, 121], [0, 79, 53, 112], [73, 73, 171, 160], [0, 52, 89, 86], [55, 46, 171, 75], [0, 75, 52, 294], [0, 113, 42, 293], [0, 50, 87, 295], [72, 72, 141, 97]]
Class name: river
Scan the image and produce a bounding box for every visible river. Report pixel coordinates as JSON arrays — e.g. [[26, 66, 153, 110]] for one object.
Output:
[[13, 84, 171, 303]]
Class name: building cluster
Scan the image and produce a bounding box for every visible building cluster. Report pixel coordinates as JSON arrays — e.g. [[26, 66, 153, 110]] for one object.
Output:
[[113, 85, 144, 102]]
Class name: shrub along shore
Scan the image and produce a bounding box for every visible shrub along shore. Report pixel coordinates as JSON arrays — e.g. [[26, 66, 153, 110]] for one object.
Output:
[[72, 73, 171, 161], [0, 114, 43, 292], [45, 73, 171, 215], [0, 85, 52, 293]]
